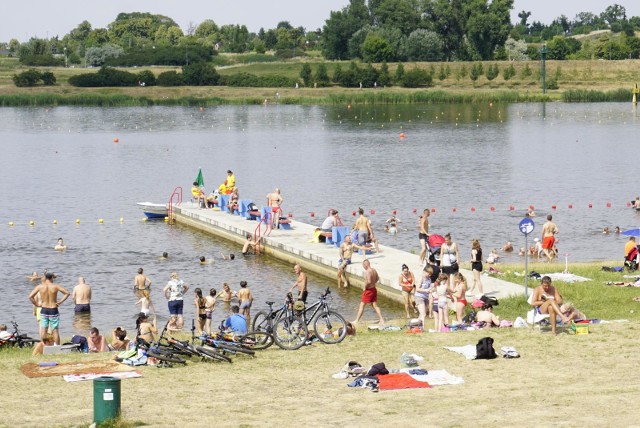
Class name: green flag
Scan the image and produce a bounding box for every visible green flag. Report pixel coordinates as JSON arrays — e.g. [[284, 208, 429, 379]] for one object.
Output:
[[195, 167, 204, 187]]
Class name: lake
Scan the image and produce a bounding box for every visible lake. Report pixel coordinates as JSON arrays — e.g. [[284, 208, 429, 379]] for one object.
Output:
[[1, 102, 637, 338]]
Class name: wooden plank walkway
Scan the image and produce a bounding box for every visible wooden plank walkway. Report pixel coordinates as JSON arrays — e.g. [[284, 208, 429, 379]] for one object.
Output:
[[173, 203, 525, 304]]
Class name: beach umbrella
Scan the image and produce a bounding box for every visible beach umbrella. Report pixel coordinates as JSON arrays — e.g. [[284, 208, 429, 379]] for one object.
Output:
[[195, 167, 204, 187], [622, 228, 640, 237]]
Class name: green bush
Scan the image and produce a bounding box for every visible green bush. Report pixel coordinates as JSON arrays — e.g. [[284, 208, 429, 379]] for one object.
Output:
[[400, 67, 433, 88], [485, 64, 499, 81], [136, 70, 156, 86], [156, 71, 184, 86], [19, 54, 64, 67], [105, 45, 214, 67], [218, 72, 297, 88], [182, 62, 219, 86], [13, 69, 42, 87], [41, 71, 56, 86], [503, 64, 516, 81], [68, 67, 138, 87]]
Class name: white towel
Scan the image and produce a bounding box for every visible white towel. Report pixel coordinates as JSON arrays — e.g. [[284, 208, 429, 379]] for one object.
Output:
[[443, 344, 477, 360]]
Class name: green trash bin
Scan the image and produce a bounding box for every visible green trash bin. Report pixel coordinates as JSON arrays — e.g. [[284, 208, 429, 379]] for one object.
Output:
[[93, 376, 121, 423]]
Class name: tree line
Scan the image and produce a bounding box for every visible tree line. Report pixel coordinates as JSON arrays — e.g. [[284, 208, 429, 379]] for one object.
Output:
[[3, 2, 640, 69]]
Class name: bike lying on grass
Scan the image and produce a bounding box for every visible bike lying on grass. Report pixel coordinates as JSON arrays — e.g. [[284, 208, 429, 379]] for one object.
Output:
[[193, 320, 274, 358], [0, 321, 40, 349]]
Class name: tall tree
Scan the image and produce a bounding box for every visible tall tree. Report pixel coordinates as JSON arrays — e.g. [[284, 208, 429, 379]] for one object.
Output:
[[321, 0, 371, 60], [517, 10, 531, 27], [371, 0, 420, 36], [465, 0, 514, 60]]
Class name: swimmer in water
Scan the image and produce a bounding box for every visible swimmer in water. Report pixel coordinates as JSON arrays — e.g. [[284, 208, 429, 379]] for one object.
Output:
[[54, 238, 66, 251]]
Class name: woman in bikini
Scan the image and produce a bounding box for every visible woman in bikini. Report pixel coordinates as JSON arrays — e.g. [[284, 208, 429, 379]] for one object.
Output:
[[398, 264, 415, 318], [414, 266, 434, 329], [440, 233, 459, 288], [194, 288, 207, 335], [136, 313, 157, 344], [451, 272, 468, 323], [204, 288, 217, 335], [228, 187, 240, 214]]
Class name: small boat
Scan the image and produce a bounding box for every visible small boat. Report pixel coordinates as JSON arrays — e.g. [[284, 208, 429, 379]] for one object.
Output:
[[137, 202, 168, 219]]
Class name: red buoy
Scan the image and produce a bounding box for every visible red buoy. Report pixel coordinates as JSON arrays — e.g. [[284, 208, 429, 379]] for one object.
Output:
[[430, 208, 436, 213], [392, 209, 397, 215], [606, 202, 611, 208], [551, 205, 557, 210], [309, 212, 315, 217], [288, 213, 293, 218], [370, 209, 375, 215], [588, 203, 592, 208], [568, 204, 573, 209], [452, 208, 457, 213], [490, 206, 495, 212], [471, 207, 476, 212]]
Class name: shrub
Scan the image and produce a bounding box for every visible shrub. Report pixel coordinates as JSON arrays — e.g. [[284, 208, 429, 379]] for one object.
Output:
[[41, 71, 56, 86], [485, 64, 499, 81], [68, 67, 138, 87], [219, 72, 297, 88], [400, 67, 433, 88], [136, 70, 156, 86], [470, 63, 484, 82], [300, 64, 312, 87], [314, 63, 330, 87], [503, 64, 516, 81], [156, 71, 184, 86], [19, 55, 64, 67], [13, 69, 42, 87], [521, 63, 532, 79], [182, 62, 219, 86]]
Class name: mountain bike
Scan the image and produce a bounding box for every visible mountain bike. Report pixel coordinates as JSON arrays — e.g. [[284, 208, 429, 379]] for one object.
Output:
[[297, 288, 348, 345], [251, 293, 309, 350], [192, 320, 261, 358], [0, 321, 39, 349]]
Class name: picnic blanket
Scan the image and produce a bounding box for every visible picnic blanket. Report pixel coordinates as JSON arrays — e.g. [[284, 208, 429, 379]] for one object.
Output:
[[63, 371, 142, 383], [21, 360, 125, 378], [546, 273, 591, 283], [401, 368, 465, 385], [443, 345, 477, 360], [378, 373, 430, 390]]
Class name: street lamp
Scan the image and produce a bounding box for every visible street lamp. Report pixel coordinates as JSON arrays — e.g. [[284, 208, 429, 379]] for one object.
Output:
[[63, 47, 67, 68]]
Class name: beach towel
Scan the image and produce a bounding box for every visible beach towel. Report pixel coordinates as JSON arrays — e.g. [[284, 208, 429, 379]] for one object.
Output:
[[63, 371, 142, 383], [401, 368, 465, 386], [546, 273, 591, 283], [20, 360, 125, 378], [377, 373, 430, 390], [443, 345, 477, 360]]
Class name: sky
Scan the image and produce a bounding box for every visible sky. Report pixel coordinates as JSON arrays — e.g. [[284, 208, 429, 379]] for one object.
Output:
[[2, 0, 640, 42]]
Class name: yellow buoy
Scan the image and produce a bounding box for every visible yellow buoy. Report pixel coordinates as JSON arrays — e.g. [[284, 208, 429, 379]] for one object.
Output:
[[9, 221, 14, 226], [142, 218, 147, 222], [75, 219, 80, 224], [53, 219, 57, 224], [29, 220, 35, 226], [98, 219, 104, 224], [120, 217, 124, 223], [164, 216, 169, 222]]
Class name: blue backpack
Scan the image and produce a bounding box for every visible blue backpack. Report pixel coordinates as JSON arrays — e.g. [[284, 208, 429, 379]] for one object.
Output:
[[71, 335, 88, 353]]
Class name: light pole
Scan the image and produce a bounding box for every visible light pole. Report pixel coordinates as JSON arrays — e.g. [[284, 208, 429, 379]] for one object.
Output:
[[63, 47, 67, 68]]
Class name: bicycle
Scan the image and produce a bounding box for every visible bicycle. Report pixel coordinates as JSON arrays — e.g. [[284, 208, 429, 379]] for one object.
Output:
[[251, 293, 309, 351], [297, 288, 348, 345], [0, 321, 40, 349], [192, 320, 260, 358]]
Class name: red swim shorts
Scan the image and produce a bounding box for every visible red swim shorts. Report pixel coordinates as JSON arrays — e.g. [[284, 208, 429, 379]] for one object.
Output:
[[362, 287, 378, 303], [542, 236, 555, 249], [271, 206, 280, 212]]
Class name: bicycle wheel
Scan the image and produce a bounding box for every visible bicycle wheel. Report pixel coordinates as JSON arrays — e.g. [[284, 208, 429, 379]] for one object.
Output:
[[239, 331, 274, 350], [251, 311, 271, 333], [195, 345, 232, 363], [313, 310, 348, 344], [146, 349, 186, 364], [168, 340, 200, 357], [215, 341, 256, 356], [18, 338, 39, 348], [273, 315, 308, 350]]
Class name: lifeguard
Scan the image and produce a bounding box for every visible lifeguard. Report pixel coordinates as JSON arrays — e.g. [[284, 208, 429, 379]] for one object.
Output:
[[218, 170, 235, 195]]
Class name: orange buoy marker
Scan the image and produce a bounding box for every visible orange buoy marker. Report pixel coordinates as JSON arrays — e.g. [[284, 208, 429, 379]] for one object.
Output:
[[352, 211, 356, 217], [588, 203, 593, 208], [568, 204, 573, 209], [113, 137, 119, 143], [452, 208, 457, 213], [606, 202, 611, 208], [509, 205, 515, 211], [551, 205, 557, 210], [471, 207, 476, 212], [490, 206, 495, 212], [430, 208, 436, 213], [399, 133, 405, 139], [309, 212, 315, 217], [529, 205, 535, 210], [370, 210, 375, 215], [392, 209, 397, 215]]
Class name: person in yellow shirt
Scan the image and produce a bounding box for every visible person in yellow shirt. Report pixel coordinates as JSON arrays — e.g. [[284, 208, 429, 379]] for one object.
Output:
[[218, 170, 235, 195], [625, 236, 636, 258], [191, 182, 206, 208]]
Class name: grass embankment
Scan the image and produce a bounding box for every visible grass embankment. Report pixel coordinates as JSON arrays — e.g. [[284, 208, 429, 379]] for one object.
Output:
[[1, 57, 639, 106], [1, 263, 639, 427]]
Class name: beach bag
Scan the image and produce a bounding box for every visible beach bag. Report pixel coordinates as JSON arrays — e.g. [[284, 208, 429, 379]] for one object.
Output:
[[462, 310, 477, 324], [475, 337, 497, 360], [71, 335, 88, 353]]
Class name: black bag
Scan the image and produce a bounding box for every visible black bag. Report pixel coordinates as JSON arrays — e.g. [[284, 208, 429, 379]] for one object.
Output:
[[462, 310, 476, 324], [476, 337, 497, 360]]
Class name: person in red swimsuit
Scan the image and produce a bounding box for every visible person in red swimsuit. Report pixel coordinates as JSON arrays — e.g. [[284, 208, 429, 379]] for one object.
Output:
[[352, 259, 385, 325], [541, 214, 559, 261], [451, 272, 468, 323]]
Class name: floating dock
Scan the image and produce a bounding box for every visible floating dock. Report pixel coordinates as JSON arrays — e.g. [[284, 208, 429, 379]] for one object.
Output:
[[172, 203, 525, 304]]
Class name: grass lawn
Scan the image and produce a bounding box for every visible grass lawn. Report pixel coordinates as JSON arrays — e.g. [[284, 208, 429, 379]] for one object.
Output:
[[2, 263, 640, 427]]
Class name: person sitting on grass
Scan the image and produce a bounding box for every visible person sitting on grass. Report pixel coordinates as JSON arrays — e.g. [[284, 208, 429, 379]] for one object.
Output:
[[223, 305, 247, 335], [0, 324, 11, 341], [560, 301, 586, 323], [476, 303, 500, 327], [111, 327, 130, 351], [32, 334, 55, 356], [88, 327, 109, 352]]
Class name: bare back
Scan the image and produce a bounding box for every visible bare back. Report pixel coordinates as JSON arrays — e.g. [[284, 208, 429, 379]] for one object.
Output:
[[355, 215, 371, 233], [134, 274, 149, 290], [364, 267, 379, 289], [238, 288, 252, 303], [542, 221, 558, 237], [31, 281, 69, 309], [72, 283, 91, 305]]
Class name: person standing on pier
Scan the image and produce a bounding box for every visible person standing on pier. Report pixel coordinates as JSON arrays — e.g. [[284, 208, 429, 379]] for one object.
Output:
[[352, 259, 385, 325], [266, 187, 284, 229], [352, 208, 373, 247]]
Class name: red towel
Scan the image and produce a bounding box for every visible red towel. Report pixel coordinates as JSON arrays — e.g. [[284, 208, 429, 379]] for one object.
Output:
[[377, 373, 430, 390]]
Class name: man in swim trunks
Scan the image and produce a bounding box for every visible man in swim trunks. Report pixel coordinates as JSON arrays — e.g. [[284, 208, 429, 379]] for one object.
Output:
[[237, 281, 253, 327], [134, 268, 151, 298], [353, 208, 373, 247], [289, 264, 308, 303], [541, 215, 559, 262], [531, 276, 570, 335], [72, 276, 92, 313], [352, 259, 385, 325], [418, 209, 430, 265], [28, 272, 70, 345], [266, 188, 284, 228], [338, 235, 355, 288]]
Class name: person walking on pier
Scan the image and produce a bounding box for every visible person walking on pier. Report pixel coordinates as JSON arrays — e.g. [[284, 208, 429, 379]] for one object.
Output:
[[352, 259, 385, 325]]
